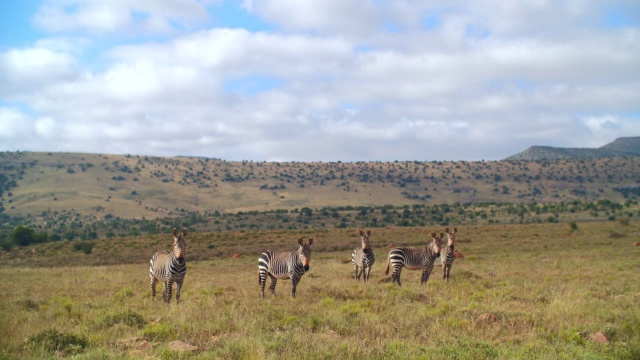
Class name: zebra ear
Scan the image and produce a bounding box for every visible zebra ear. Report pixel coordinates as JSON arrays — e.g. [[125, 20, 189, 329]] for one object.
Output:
[[367, 230, 372, 236], [430, 232, 436, 238], [308, 238, 314, 246], [182, 228, 188, 237], [298, 237, 304, 246], [453, 227, 458, 234], [445, 227, 449, 233], [439, 232, 444, 239], [172, 228, 179, 237], [359, 230, 365, 236]]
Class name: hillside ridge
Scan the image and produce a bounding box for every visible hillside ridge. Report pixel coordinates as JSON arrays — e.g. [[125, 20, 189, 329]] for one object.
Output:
[[506, 136, 640, 160]]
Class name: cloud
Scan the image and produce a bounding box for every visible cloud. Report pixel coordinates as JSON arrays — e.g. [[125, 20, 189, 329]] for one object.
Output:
[[33, 0, 211, 34], [245, 0, 379, 36], [0, 46, 78, 98], [1, 1, 639, 161]]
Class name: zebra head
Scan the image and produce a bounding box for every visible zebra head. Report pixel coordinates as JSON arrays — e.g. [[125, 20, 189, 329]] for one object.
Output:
[[445, 227, 457, 247], [172, 228, 188, 259], [429, 232, 443, 256], [297, 237, 313, 272], [359, 230, 372, 251]]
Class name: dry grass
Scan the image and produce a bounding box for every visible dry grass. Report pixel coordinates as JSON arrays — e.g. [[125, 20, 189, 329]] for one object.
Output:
[[1, 221, 639, 359]]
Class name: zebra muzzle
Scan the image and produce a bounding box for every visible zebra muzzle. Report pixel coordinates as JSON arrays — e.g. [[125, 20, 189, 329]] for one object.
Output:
[[304, 265, 310, 272]]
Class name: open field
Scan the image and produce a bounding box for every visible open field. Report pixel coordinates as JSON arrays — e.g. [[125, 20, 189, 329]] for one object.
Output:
[[1, 221, 639, 359]]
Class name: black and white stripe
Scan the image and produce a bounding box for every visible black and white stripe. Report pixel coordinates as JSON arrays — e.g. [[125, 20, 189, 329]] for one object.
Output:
[[352, 230, 375, 283], [385, 232, 442, 286], [442, 227, 457, 283], [258, 237, 313, 298], [149, 228, 188, 304]]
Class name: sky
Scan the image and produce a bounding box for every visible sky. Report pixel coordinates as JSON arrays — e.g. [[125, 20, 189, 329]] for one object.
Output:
[[1, 0, 639, 162]]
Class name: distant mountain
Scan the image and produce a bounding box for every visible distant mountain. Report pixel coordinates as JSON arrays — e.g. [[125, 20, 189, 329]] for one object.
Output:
[[506, 136, 640, 161], [598, 136, 640, 155]]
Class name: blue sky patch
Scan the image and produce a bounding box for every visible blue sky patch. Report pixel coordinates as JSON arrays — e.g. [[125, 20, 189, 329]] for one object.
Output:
[[223, 74, 283, 96]]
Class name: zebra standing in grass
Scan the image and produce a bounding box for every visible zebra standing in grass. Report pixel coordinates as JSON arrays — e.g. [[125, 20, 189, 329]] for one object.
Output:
[[258, 237, 313, 298], [385, 232, 442, 286], [442, 227, 457, 283], [352, 230, 375, 283], [149, 228, 188, 304]]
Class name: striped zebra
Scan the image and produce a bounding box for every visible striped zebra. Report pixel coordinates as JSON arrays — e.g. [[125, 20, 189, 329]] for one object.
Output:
[[442, 227, 457, 283], [352, 230, 375, 283], [384, 232, 442, 286], [258, 237, 313, 298], [149, 228, 188, 304]]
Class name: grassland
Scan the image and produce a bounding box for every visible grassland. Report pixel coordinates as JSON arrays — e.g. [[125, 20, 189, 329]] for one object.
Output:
[[1, 221, 639, 359]]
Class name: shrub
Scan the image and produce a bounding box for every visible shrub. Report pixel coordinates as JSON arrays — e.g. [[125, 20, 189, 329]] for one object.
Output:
[[11, 226, 34, 246], [72, 242, 94, 254], [0, 237, 12, 251]]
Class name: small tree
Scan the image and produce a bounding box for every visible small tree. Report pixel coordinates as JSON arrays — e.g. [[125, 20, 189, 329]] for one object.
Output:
[[11, 226, 34, 246]]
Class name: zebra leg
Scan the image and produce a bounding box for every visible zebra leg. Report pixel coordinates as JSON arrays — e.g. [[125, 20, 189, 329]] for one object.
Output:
[[364, 265, 372, 283], [161, 281, 167, 302], [392, 266, 402, 286], [175, 278, 184, 304], [259, 272, 267, 298], [442, 265, 447, 281], [166, 279, 174, 303], [421, 266, 433, 285], [290, 276, 299, 298], [150, 276, 157, 301], [354, 264, 362, 283], [268, 274, 277, 297]]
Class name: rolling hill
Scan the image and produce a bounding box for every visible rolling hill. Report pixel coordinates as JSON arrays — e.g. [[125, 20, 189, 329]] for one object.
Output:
[[1, 150, 638, 224]]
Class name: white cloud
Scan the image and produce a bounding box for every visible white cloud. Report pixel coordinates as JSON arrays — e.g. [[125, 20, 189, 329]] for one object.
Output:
[[246, 0, 379, 36], [0, 1, 638, 161], [0, 47, 78, 97], [33, 0, 211, 34]]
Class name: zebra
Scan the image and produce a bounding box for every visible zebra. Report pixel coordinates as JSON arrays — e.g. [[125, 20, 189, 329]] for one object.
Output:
[[258, 237, 313, 298], [384, 232, 442, 286], [442, 227, 457, 283], [352, 230, 375, 283], [149, 228, 188, 304]]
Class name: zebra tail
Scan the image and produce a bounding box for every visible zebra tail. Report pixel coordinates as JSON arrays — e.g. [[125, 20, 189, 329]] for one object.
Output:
[[384, 254, 390, 275]]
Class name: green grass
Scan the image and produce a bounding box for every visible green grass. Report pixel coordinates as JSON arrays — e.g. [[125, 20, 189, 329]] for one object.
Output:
[[1, 221, 639, 359]]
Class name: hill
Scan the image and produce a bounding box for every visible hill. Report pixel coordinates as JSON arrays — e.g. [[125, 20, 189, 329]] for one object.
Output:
[[506, 136, 640, 160], [1, 151, 639, 241]]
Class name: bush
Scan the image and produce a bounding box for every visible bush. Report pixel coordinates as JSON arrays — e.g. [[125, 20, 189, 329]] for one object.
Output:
[[72, 242, 95, 254], [0, 237, 12, 251], [11, 226, 34, 246], [26, 329, 87, 354]]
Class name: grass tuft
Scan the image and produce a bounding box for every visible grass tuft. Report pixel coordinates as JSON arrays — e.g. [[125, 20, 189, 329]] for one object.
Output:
[[25, 329, 87, 354], [97, 309, 146, 329]]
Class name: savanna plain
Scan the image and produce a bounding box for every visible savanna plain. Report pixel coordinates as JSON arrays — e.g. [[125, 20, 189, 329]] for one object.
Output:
[[1, 221, 639, 359]]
